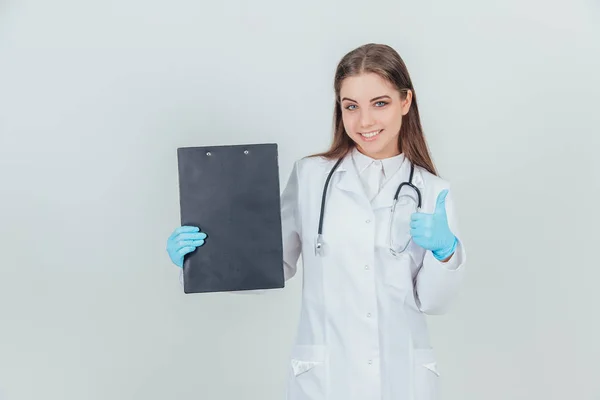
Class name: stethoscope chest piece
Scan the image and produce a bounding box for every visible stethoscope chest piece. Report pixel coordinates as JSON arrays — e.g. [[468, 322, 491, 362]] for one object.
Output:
[[315, 234, 325, 256]]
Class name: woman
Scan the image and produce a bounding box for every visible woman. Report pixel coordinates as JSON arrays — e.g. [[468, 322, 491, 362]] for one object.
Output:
[[167, 43, 466, 400]]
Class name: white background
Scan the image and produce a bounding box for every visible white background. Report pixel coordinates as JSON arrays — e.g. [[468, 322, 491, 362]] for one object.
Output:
[[1, 0, 599, 399]]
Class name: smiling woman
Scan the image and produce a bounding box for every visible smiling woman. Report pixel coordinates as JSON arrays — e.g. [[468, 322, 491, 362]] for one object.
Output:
[[167, 43, 467, 400]]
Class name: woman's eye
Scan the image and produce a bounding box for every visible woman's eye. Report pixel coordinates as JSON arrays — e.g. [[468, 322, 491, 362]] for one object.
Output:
[[344, 102, 386, 110]]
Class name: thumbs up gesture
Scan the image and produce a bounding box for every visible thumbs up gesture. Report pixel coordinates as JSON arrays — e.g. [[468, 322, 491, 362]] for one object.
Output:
[[410, 189, 458, 261]]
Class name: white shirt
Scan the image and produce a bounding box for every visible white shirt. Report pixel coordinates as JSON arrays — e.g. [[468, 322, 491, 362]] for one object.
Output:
[[351, 147, 406, 201]]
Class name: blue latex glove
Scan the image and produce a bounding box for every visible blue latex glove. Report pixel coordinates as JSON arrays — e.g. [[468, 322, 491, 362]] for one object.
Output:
[[410, 189, 457, 260], [166, 226, 207, 268]]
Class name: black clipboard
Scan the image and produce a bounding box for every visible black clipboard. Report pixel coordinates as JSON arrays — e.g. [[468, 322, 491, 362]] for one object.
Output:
[[177, 143, 284, 293]]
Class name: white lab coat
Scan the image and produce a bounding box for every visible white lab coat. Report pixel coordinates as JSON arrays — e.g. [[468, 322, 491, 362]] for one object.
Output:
[[280, 153, 466, 400]]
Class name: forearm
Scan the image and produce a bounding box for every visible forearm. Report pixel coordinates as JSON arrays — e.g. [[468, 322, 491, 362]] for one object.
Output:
[[414, 239, 466, 314]]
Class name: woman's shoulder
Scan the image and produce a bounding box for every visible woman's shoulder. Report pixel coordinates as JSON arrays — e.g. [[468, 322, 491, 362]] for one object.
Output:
[[293, 154, 337, 175], [415, 165, 451, 190]]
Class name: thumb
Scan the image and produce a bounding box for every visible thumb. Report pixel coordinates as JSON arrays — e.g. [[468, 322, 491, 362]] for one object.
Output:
[[434, 189, 449, 215]]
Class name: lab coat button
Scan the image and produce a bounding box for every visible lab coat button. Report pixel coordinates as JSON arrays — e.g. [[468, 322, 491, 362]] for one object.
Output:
[[364, 265, 369, 270], [367, 313, 372, 318], [368, 360, 373, 365], [366, 219, 371, 223]]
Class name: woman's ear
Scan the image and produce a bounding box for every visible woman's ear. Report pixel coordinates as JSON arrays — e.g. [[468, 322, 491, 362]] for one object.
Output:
[[401, 89, 413, 116]]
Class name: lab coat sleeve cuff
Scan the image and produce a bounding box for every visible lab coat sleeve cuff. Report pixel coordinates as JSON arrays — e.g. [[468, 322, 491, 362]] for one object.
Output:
[[416, 239, 466, 314], [432, 238, 465, 271]]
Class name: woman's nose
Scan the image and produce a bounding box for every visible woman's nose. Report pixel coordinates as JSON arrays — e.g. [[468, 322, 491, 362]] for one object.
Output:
[[360, 110, 375, 128]]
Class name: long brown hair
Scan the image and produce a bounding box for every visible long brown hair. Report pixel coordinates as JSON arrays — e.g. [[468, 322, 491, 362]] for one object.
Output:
[[310, 43, 438, 176]]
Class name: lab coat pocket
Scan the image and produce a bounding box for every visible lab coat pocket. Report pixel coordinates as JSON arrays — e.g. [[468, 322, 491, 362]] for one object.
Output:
[[287, 345, 328, 400], [413, 348, 440, 400]]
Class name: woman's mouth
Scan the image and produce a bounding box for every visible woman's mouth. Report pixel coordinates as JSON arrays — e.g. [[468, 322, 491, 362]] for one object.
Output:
[[359, 129, 383, 141]]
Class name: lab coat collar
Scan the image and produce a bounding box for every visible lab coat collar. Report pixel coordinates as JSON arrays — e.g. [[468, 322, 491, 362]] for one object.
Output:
[[327, 147, 424, 208], [330, 155, 363, 196], [371, 160, 424, 209]]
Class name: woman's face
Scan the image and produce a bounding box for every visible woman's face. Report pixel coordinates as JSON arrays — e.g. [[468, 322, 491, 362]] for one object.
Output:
[[339, 72, 412, 159]]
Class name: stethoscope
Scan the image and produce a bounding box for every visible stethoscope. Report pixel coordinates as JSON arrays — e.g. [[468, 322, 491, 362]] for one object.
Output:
[[315, 156, 422, 257]]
